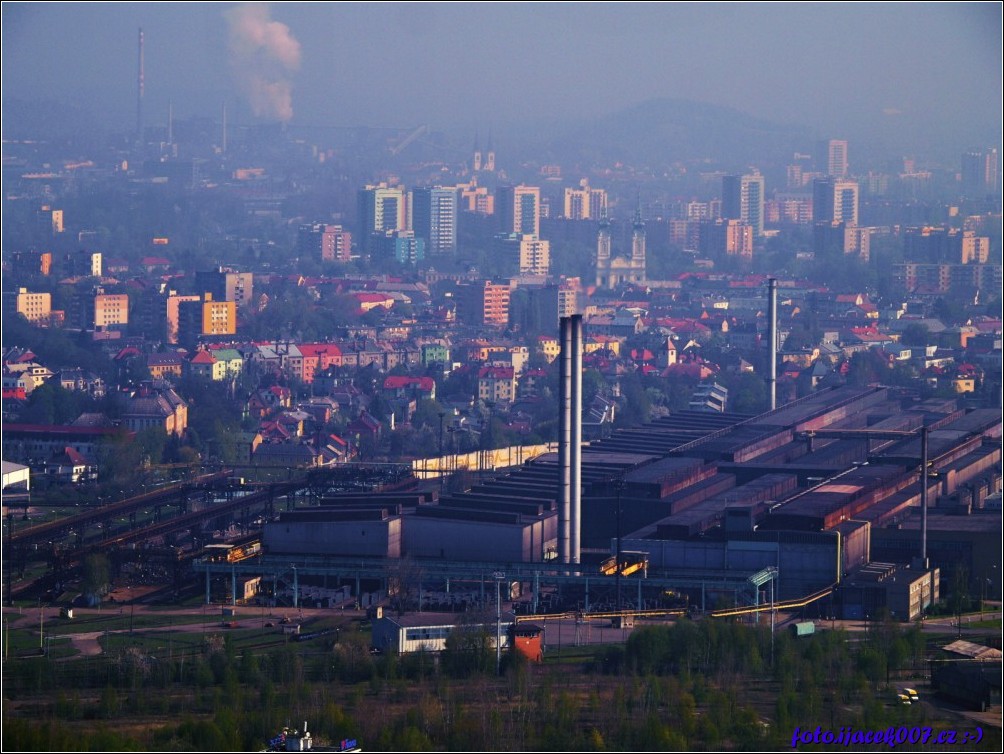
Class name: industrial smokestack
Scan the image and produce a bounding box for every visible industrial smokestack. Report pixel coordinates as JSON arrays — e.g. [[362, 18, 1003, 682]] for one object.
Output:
[[137, 27, 145, 143], [167, 100, 173, 144], [767, 277, 778, 411], [570, 314, 583, 565], [221, 102, 228, 154], [558, 316, 572, 564]]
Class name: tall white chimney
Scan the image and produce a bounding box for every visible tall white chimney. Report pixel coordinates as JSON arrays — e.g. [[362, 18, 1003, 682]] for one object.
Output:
[[558, 316, 572, 564], [570, 313, 583, 564]]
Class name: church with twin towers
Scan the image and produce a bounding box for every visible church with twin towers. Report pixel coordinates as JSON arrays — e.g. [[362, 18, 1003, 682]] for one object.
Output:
[[594, 205, 646, 289]]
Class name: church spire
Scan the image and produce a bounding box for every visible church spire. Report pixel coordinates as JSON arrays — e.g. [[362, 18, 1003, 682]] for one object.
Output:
[[631, 198, 646, 269], [485, 127, 495, 172], [595, 206, 611, 288]]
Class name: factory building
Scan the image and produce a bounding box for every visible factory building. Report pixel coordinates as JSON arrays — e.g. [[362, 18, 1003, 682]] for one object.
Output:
[[403, 507, 555, 562], [255, 380, 999, 622], [372, 611, 515, 655], [263, 490, 557, 563], [263, 508, 402, 559]]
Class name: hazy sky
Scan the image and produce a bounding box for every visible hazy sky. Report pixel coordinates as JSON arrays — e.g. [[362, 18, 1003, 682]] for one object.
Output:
[[2, 2, 1001, 154]]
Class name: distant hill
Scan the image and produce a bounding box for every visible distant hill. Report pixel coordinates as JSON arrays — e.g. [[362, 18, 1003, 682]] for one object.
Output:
[[508, 97, 814, 171]]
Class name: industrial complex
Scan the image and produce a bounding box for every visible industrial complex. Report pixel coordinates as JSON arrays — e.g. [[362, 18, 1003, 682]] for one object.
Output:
[[196, 316, 1001, 630]]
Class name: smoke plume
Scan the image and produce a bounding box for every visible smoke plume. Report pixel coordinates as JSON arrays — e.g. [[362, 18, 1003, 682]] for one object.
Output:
[[225, 3, 302, 122]]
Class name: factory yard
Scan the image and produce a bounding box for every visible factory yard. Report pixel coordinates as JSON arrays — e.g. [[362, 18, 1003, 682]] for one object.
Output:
[[3, 596, 1000, 753]]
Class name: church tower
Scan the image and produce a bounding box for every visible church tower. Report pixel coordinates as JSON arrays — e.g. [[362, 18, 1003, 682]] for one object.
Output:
[[485, 128, 496, 172], [595, 210, 611, 288], [594, 204, 646, 290], [631, 204, 646, 275], [472, 132, 482, 173]]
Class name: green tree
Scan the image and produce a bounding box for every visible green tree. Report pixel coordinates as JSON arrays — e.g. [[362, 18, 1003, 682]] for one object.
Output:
[[726, 372, 768, 415], [136, 427, 167, 465], [82, 553, 110, 602], [614, 374, 652, 428], [95, 430, 145, 488], [411, 398, 447, 434], [949, 566, 971, 622], [18, 381, 90, 425], [442, 614, 495, 677], [900, 323, 931, 347], [846, 350, 889, 387]]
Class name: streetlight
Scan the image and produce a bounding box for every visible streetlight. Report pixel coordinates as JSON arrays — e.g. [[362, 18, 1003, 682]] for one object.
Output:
[[615, 477, 624, 618], [438, 412, 446, 456], [493, 571, 505, 675], [982, 565, 996, 617], [482, 401, 496, 478]]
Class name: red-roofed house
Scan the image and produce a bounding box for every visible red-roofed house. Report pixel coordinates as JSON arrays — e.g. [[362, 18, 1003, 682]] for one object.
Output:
[[298, 343, 343, 383], [629, 348, 655, 364], [48, 446, 97, 483], [4, 348, 38, 365], [354, 292, 395, 313], [314, 432, 353, 464], [347, 411, 382, 443], [382, 375, 437, 401], [672, 320, 713, 340], [187, 349, 226, 381], [845, 326, 896, 349], [478, 366, 517, 404], [247, 385, 293, 417], [827, 293, 879, 320], [140, 256, 172, 274], [113, 345, 143, 363], [258, 420, 293, 443], [663, 360, 716, 381]]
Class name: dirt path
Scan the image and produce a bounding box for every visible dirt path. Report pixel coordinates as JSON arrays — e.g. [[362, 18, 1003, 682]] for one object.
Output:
[[3, 603, 356, 658]]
